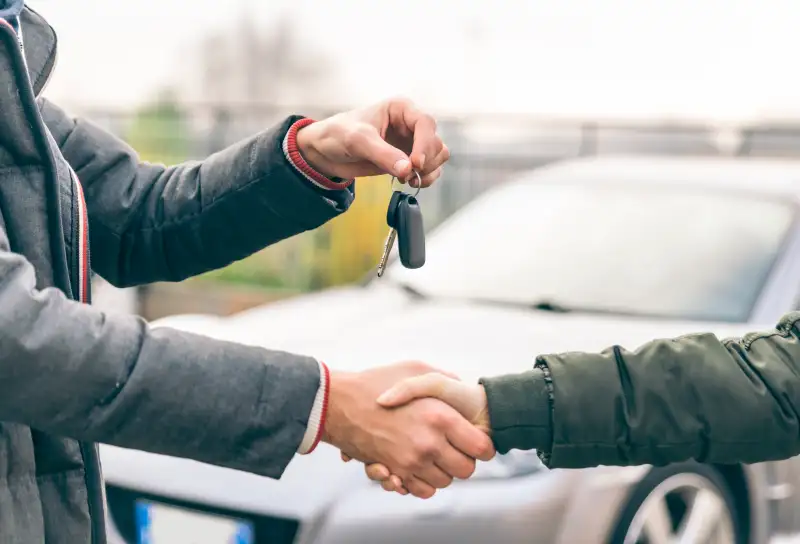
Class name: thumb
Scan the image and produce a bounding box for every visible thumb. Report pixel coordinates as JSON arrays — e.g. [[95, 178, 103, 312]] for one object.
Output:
[[377, 373, 451, 407], [348, 130, 412, 178]]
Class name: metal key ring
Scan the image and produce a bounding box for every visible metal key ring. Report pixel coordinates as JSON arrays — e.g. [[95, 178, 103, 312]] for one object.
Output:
[[390, 170, 423, 198]]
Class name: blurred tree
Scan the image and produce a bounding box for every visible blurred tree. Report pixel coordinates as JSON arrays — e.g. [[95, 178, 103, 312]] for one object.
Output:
[[190, 10, 342, 110]]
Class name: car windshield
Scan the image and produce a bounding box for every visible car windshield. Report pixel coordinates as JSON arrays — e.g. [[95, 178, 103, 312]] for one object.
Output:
[[384, 180, 796, 322]]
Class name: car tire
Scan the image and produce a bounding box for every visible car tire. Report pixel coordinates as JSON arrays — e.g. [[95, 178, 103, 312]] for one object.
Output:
[[609, 462, 746, 544]]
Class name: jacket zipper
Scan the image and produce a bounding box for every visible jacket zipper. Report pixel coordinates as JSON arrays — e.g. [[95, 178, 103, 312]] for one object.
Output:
[[0, 19, 103, 543], [69, 166, 90, 304]]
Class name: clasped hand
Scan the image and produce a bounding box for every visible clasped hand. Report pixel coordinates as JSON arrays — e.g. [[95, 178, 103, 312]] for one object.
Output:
[[323, 362, 491, 499]]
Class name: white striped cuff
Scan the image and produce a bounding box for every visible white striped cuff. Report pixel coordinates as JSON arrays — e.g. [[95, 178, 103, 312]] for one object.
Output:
[[297, 360, 330, 455]]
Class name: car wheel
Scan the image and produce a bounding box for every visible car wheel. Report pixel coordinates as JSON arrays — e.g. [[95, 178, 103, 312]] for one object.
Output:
[[609, 462, 745, 544]]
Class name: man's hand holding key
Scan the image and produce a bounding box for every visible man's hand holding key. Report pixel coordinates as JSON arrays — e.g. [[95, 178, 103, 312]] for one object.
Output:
[[295, 97, 449, 184]]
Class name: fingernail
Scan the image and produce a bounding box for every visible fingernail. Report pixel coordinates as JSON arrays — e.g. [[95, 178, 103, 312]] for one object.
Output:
[[393, 159, 410, 176], [419, 154, 426, 169]]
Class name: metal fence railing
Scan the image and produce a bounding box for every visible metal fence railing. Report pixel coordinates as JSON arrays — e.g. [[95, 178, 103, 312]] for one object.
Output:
[[77, 102, 800, 228], [72, 102, 800, 301]]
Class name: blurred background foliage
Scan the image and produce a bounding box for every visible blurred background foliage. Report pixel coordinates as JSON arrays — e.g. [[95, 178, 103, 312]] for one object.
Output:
[[125, 91, 191, 167], [198, 176, 392, 291]]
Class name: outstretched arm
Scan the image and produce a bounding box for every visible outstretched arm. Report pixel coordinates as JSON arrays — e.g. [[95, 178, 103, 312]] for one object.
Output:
[[365, 312, 800, 493], [40, 97, 448, 287]]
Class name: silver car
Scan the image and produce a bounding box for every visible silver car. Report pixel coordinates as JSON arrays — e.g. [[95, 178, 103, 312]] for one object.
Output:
[[103, 156, 800, 544]]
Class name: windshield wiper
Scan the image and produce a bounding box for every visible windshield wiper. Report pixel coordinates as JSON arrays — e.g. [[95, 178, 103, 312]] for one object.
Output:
[[527, 300, 651, 318], [464, 297, 574, 313], [528, 299, 573, 313], [391, 281, 429, 300]]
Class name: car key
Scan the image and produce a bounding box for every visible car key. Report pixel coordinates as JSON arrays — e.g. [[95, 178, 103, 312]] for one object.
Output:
[[376, 190, 407, 277], [396, 194, 426, 269]]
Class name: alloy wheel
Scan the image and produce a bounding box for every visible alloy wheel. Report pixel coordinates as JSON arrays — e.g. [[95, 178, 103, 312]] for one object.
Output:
[[623, 473, 736, 544]]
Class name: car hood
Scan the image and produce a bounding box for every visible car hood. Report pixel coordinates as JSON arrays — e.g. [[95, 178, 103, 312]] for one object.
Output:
[[102, 283, 760, 520], [149, 282, 758, 382]]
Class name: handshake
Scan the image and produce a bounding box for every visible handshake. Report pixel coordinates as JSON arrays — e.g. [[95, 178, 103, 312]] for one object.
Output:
[[321, 361, 493, 499]]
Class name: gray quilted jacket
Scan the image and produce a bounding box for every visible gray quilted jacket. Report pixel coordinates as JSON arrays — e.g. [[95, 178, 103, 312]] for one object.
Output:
[[0, 7, 353, 543]]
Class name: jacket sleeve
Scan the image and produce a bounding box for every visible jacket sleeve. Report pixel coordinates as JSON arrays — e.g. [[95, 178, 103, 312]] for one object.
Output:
[[0, 222, 322, 478], [38, 98, 355, 287], [481, 312, 800, 469]]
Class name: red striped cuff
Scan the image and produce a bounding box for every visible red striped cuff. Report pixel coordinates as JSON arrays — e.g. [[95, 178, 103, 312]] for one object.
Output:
[[283, 118, 354, 191], [297, 360, 330, 455]]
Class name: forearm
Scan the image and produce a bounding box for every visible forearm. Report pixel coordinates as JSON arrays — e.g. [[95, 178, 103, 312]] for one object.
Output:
[[0, 245, 325, 477], [484, 313, 800, 469], [98, 118, 352, 285]]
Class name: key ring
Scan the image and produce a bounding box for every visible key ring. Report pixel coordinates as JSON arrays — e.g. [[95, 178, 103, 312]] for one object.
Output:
[[390, 170, 422, 198]]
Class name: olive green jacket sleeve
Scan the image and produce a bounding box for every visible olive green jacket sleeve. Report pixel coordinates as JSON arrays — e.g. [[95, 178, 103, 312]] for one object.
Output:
[[480, 311, 800, 469]]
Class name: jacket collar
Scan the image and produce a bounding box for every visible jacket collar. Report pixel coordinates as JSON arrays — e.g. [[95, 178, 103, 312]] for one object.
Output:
[[19, 6, 57, 96]]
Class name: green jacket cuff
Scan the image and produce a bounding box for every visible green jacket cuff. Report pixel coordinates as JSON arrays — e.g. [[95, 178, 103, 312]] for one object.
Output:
[[479, 368, 553, 455]]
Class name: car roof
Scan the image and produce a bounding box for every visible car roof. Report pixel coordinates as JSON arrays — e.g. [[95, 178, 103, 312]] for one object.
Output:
[[525, 155, 800, 198]]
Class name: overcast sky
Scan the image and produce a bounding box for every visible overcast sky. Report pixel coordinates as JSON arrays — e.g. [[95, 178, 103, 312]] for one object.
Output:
[[32, 0, 800, 121]]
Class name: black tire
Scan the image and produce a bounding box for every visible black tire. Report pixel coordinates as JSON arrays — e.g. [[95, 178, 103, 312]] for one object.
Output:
[[608, 462, 746, 544]]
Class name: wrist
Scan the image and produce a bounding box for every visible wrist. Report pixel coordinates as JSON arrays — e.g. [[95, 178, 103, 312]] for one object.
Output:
[[320, 369, 357, 447], [479, 370, 552, 455], [474, 385, 491, 435], [284, 119, 353, 190], [296, 122, 332, 176]]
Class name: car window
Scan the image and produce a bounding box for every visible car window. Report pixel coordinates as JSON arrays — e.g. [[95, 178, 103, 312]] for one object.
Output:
[[384, 180, 796, 323]]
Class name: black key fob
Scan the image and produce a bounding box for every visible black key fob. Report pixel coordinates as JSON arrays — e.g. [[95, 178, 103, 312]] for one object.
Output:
[[387, 191, 406, 228], [396, 196, 425, 269]]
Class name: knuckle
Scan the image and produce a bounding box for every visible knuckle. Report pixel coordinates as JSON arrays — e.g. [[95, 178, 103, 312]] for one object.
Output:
[[477, 438, 496, 460], [422, 408, 448, 428], [408, 481, 435, 499], [398, 455, 419, 473], [425, 169, 442, 183], [342, 127, 369, 150], [456, 460, 476, 480], [406, 360, 433, 374], [422, 112, 437, 130], [387, 95, 414, 109], [413, 436, 441, 460], [354, 123, 374, 136]]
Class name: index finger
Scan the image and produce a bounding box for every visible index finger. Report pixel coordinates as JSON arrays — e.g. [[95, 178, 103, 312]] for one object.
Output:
[[388, 100, 441, 173], [408, 113, 438, 173]]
